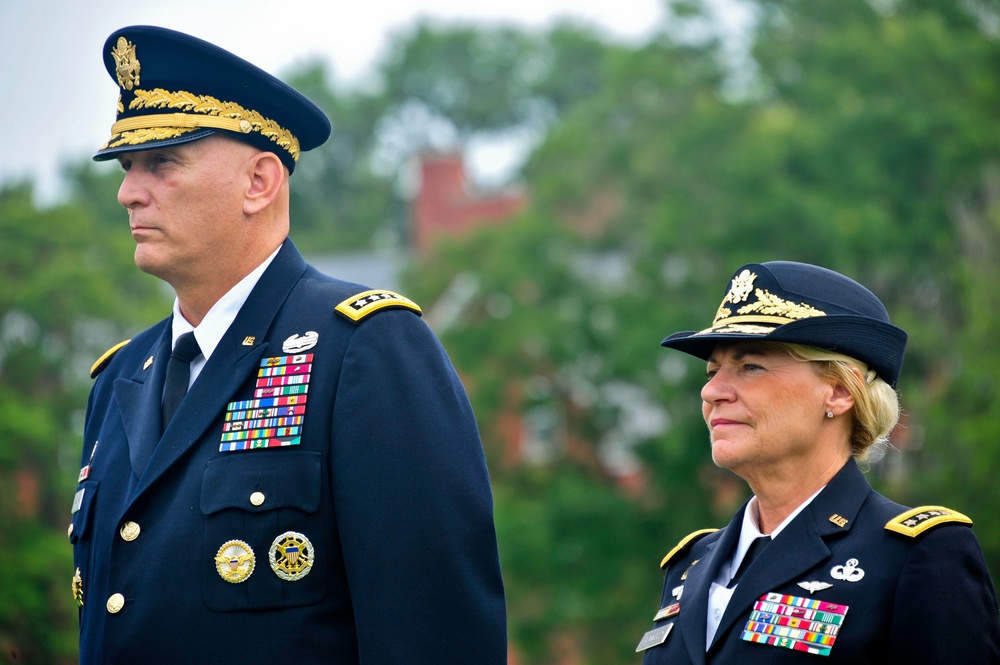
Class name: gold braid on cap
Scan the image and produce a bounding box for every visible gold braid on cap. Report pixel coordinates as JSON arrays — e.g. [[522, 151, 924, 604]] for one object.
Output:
[[103, 88, 300, 160], [697, 269, 826, 336]]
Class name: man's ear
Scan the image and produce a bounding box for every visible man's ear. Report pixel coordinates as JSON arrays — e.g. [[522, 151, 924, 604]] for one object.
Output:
[[243, 151, 285, 216]]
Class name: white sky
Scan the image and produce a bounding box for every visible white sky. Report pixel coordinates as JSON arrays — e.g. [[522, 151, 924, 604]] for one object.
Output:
[[0, 0, 667, 201]]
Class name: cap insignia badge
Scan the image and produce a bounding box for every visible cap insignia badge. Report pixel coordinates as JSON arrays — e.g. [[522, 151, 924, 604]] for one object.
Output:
[[111, 37, 141, 91], [215, 539, 255, 584], [269, 531, 314, 581]]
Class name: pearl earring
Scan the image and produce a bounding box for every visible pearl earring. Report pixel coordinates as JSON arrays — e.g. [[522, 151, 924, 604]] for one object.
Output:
[[826, 411, 834, 419]]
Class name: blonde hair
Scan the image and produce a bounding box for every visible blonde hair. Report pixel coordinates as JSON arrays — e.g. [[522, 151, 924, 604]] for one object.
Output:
[[781, 343, 901, 460]]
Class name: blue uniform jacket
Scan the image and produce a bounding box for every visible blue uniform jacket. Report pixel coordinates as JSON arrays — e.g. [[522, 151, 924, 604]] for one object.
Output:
[[639, 460, 1000, 663], [71, 240, 507, 663]]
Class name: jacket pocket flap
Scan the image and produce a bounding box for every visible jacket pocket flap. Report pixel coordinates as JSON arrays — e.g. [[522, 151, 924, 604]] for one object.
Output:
[[200, 451, 321, 515]]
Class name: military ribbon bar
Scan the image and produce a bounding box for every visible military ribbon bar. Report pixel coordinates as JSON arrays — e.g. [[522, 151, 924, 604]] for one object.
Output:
[[741, 593, 848, 657]]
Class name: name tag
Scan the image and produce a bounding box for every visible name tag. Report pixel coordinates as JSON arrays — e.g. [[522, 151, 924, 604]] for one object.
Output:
[[636, 623, 673, 652], [72, 488, 85, 514]]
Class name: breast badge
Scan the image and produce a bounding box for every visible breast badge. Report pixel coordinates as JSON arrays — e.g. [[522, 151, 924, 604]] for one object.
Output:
[[215, 540, 255, 583], [269, 531, 314, 581], [830, 558, 865, 582], [797, 580, 833, 594], [282, 331, 318, 353]]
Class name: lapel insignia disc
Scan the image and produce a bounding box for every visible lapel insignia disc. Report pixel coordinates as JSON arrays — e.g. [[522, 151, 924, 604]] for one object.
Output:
[[636, 624, 673, 652], [269, 531, 314, 581], [830, 558, 865, 582], [282, 331, 318, 353], [215, 540, 255, 583], [742, 592, 849, 656], [220, 353, 313, 452]]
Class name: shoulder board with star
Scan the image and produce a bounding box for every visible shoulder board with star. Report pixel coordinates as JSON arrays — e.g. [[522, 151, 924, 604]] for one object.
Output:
[[660, 528, 718, 569], [884, 505, 972, 537], [334, 289, 422, 323], [90, 339, 131, 378]]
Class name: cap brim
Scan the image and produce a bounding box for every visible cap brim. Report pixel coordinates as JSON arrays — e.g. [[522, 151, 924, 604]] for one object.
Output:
[[661, 316, 907, 387], [94, 128, 217, 161]]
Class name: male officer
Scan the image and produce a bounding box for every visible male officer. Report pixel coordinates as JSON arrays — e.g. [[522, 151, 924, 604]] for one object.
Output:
[[70, 25, 506, 663]]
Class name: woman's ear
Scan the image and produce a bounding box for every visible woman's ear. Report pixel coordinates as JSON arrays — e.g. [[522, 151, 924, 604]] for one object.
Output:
[[826, 367, 860, 417], [243, 151, 285, 216]]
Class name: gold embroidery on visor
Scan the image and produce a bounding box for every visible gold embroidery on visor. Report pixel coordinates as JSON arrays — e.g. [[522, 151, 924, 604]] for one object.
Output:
[[105, 88, 300, 160]]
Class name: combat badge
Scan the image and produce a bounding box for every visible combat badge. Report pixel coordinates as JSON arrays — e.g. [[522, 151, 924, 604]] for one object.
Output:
[[282, 331, 318, 353], [269, 531, 314, 581], [215, 540, 255, 584]]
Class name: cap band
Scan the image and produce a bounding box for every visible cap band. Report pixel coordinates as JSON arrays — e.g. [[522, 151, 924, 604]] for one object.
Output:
[[104, 87, 300, 160]]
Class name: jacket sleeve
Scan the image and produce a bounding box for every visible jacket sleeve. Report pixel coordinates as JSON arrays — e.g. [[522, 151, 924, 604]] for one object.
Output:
[[888, 524, 1000, 663], [329, 309, 507, 663]]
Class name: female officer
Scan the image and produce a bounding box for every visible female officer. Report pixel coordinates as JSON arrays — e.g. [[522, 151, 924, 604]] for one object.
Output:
[[636, 261, 1000, 663]]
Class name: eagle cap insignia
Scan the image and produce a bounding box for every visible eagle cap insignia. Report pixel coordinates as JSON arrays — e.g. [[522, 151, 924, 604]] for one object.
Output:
[[111, 36, 140, 90], [727, 269, 757, 305]]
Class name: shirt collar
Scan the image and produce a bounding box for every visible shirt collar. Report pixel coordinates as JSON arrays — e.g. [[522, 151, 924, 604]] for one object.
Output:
[[731, 485, 825, 576], [169, 245, 281, 358]]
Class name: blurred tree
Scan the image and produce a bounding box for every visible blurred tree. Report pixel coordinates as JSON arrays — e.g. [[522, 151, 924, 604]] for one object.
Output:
[[283, 22, 629, 254], [0, 170, 167, 663], [407, 0, 1000, 661]]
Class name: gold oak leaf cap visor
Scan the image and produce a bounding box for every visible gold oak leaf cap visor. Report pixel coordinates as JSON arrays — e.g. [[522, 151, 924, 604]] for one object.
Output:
[[660, 261, 908, 388], [93, 25, 331, 173]]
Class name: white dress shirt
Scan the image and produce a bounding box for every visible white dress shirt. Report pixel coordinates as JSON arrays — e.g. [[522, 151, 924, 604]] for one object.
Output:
[[169, 246, 280, 386], [705, 486, 824, 649]]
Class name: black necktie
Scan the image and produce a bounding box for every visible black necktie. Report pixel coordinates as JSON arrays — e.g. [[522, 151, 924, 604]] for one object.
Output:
[[161, 332, 201, 430], [728, 536, 771, 588]]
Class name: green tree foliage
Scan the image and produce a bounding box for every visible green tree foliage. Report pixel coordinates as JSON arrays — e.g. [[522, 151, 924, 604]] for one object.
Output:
[[5, 2, 1000, 661], [408, 1, 1000, 661], [0, 169, 167, 663]]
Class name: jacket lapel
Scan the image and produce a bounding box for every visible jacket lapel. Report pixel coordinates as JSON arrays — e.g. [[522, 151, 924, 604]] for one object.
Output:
[[127, 240, 309, 502], [675, 511, 742, 665], [709, 461, 872, 650], [114, 327, 170, 482]]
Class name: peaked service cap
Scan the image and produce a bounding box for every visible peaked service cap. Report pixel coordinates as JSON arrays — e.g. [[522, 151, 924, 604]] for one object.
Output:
[[93, 25, 331, 173], [660, 261, 908, 387]]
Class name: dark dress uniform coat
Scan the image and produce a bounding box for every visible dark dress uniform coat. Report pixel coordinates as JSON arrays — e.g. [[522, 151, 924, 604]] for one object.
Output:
[[71, 240, 507, 664], [639, 460, 1000, 664]]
